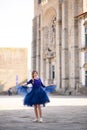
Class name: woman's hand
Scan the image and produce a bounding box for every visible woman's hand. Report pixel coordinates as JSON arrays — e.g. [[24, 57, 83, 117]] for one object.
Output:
[[22, 83, 27, 86]]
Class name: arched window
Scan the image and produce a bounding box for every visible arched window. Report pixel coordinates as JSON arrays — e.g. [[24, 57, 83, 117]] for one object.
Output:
[[84, 21, 87, 47], [52, 65, 55, 79], [85, 28, 87, 47], [85, 71, 87, 86], [49, 16, 56, 45], [38, 0, 41, 4], [85, 52, 87, 86], [85, 52, 87, 62]]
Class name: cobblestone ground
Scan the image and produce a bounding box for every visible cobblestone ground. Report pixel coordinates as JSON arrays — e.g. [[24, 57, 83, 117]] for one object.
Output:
[[0, 95, 87, 130]]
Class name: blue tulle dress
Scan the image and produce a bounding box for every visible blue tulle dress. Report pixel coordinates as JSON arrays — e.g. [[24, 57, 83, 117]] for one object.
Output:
[[17, 78, 51, 107]]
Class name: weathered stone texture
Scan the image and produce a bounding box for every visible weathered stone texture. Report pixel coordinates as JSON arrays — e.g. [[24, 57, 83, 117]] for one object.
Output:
[[0, 48, 28, 91], [32, 0, 87, 92]]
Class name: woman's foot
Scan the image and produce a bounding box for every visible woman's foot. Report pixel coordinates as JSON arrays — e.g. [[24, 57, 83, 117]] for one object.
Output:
[[39, 118, 43, 123], [33, 118, 39, 122]]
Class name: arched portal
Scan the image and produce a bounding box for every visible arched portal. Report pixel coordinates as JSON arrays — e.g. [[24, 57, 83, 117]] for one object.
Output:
[[42, 7, 57, 85]]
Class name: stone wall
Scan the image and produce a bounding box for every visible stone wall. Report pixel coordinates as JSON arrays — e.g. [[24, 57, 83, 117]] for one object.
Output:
[[0, 48, 28, 91], [32, 0, 86, 91]]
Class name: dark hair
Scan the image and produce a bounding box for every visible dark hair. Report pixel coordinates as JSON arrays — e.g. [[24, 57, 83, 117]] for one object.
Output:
[[32, 70, 38, 79]]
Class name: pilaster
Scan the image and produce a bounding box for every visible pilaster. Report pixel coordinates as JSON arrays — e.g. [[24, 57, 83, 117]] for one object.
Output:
[[56, 0, 62, 89], [61, 0, 69, 89]]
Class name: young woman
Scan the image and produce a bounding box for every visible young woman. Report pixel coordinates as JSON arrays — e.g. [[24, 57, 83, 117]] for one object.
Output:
[[22, 70, 50, 122]]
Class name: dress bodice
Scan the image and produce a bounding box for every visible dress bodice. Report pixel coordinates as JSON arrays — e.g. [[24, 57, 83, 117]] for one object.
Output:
[[27, 78, 45, 88]]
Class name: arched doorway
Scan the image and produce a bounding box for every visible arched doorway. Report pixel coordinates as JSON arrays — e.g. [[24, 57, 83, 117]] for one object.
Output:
[[42, 7, 57, 85]]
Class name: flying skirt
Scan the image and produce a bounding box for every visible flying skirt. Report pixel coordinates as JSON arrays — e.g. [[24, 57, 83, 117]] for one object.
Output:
[[16, 85, 56, 107], [24, 86, 50, 106]]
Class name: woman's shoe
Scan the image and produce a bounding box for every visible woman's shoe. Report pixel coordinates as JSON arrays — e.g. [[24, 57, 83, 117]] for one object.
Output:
[[39, 118, 43, 123], [33, 118, 39, 122]]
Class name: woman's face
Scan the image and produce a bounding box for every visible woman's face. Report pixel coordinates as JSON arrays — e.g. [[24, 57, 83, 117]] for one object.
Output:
[[33, 72, 38, 78]]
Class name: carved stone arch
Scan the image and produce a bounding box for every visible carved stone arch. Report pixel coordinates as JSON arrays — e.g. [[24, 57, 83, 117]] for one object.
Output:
[[42, 7, 57, 27], [42, 7, 57, 56], [42, 7, 57, 85], [83, 63, 87, 68]]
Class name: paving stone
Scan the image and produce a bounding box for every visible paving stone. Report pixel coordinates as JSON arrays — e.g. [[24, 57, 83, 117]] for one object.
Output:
[[0, 96, 87, 130]]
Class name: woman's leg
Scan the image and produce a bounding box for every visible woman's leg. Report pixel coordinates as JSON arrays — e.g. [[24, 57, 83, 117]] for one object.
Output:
[[37, 105, 42, 118], [34, 105, 39, 120], [34, 105, 43, 122], [37, 105, 43, 122]]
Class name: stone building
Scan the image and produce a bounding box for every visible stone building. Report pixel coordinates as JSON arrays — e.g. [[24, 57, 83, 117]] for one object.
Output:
[[32, 0, 87, 92], [0, 48, 28, 92]]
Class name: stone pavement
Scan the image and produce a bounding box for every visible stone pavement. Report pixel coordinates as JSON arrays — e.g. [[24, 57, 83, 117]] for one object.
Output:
[[0, 95, 87, 130]]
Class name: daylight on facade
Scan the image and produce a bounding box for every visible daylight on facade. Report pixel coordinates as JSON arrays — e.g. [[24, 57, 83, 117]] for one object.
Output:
[[0, 48, 28, 91], [32, 0, 87, 93]]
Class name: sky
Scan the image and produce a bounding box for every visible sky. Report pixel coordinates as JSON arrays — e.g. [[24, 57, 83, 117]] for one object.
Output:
[[0, 0, 34, 48], [0, 0, 34, 74]]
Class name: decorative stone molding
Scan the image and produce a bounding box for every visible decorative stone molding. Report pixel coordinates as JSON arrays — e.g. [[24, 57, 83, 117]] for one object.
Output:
[[83, 63, 87, 68]]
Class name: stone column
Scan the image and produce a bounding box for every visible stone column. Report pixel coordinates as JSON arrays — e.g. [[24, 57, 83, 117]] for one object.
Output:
[[56, 0, 62, 89], [36, 15, 41, 75], [80, 19, 86, 86], [40, 14, 44, 80], [49, 58, 51, 84], [61, 0, 69, 90], [68, 0, 79, 89], [78, 19, 82, 87], [45, 58, 49, 85], [32, 17, 37, 71]]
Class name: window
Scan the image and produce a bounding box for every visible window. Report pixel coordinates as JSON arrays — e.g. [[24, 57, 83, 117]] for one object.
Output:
[[38, 0, 41, 4], [85, 28, 87, 47], [85, 71, 87, 86], [52, 65, 55, 79], [39, 15, 41, 28], [85, 52, 87, 62], [41, 0, 48, 6]]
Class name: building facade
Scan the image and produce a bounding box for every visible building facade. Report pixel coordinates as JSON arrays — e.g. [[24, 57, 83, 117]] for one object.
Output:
[[0, 48, 28, 91], [32, 0, 87, 91]]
